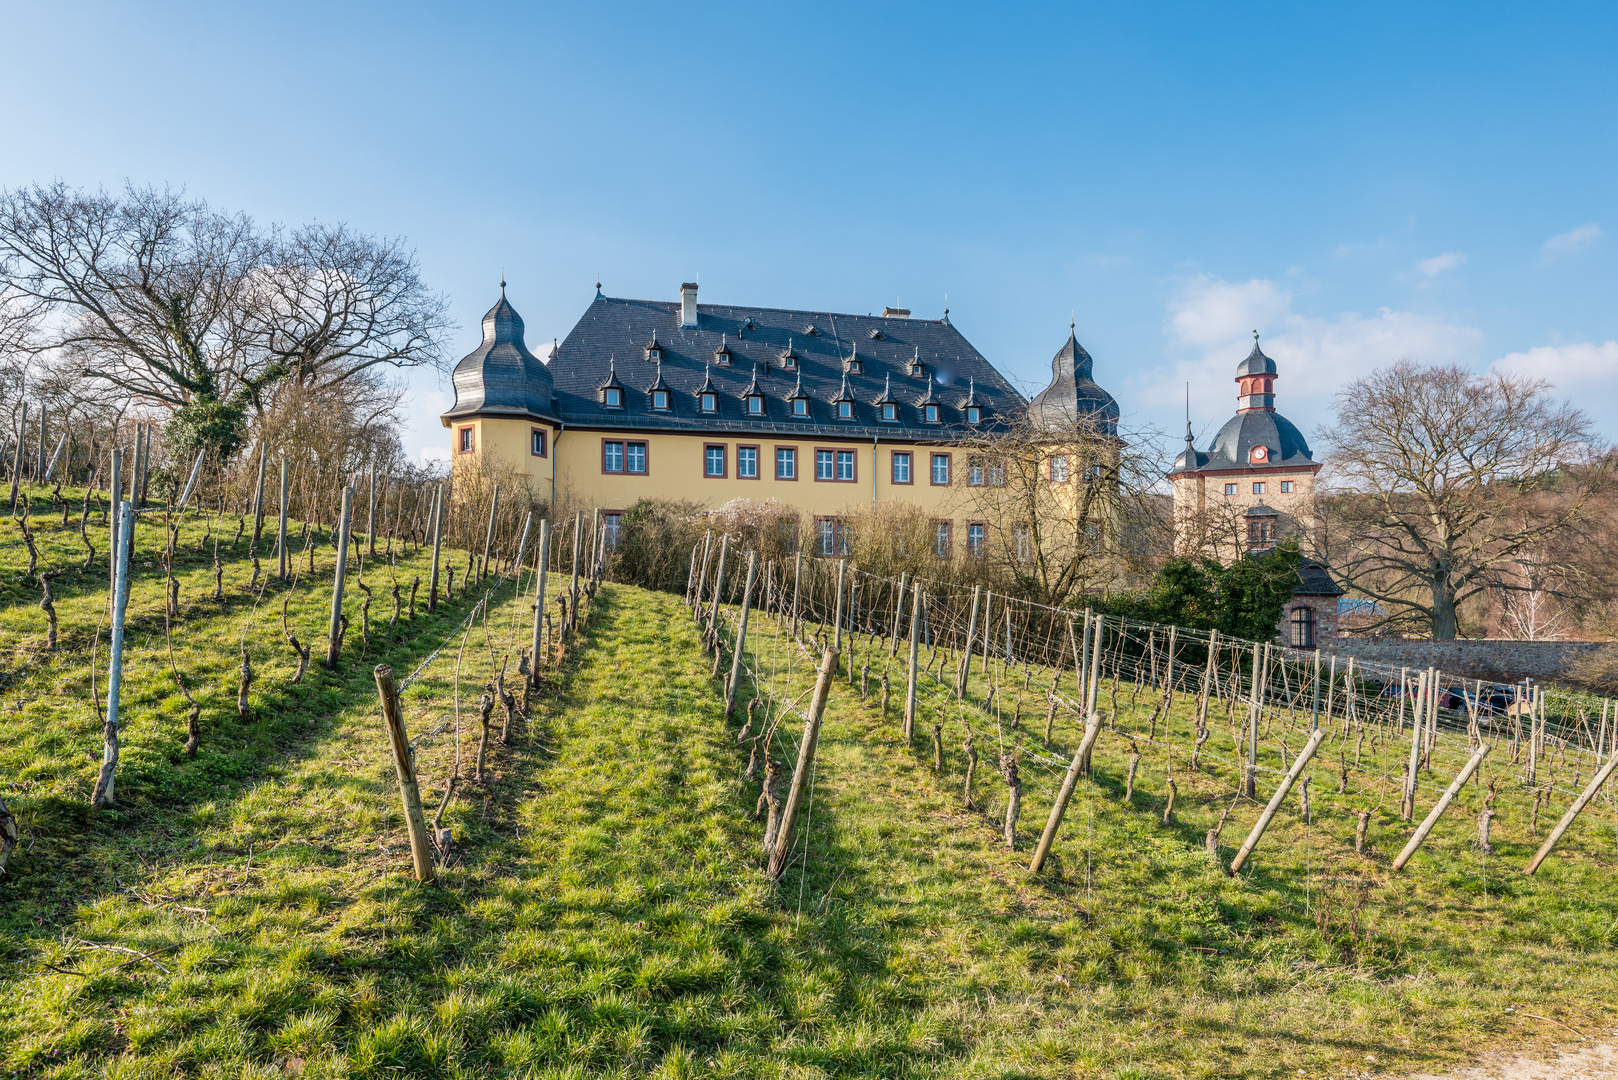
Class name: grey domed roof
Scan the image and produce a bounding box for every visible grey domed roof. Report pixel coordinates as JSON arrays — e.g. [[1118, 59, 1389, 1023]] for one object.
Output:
[[1235, 337, 1278, 377], [445, 288, 558, 422], [1027, 327, 1119, 436], [1206, 408, 1313, 469]]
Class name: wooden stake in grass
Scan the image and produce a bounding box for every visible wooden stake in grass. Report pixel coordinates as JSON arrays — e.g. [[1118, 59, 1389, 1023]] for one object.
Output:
[[373, 664, 436, 883], [958, 585, 981, 699], [769, 648, 837, 879], [569, 509, 584, 630], [1030, 732, 1092, 874], [366, 465, 378, 557], [1525, 750, 1618, 875], [1228, 727, 1325, 875], [93, 499, 133, 810], [250, 443, 267, 549], [1000, 751, 1021, 849], [528, 519, 551, 692], [725, 551, 757, 717], [326, 485, 354, 668], [428, 483, 444, 611], [889, 572, 907, 657], [1392, 742, 1491, 871], [480, 483, 499, 583], [903, 587, 923, 741]]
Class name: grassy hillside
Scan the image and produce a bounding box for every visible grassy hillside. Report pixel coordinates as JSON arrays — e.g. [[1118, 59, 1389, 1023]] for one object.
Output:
[[1, 489, 1616, 1078]]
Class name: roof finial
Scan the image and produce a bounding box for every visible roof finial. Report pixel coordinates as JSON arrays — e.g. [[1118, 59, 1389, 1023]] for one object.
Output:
[[1254, 329, 1260, 342], [595, 277, 602, 296], [500, 275, 506, 296], [1185, 383, 1194, 449]]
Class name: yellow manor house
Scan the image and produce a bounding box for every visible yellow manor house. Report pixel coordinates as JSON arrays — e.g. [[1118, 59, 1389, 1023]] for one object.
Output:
[[440, 281, 1116, 551]]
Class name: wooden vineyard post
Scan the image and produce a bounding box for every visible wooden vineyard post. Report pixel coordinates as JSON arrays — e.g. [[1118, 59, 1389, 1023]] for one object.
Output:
[[769, 648, 837, 879], [694, 530, 714, 613], [1086, 613, 1104, 720], [791, 550, 803, 637], [1076, 709, 1104, 773], [326, 485, 354, 668], [92, 499, 133, 809], [250, 443, 267, 548], [706, 534, 729, 636], [958, 585, 981, 699], [1244, 644, 1262, 799], [479, 483, 499, 583], [7, 401, 23, 514], [1031, 724, 1097, 874], [569, 509, 583, 630], [1402, 670, 1428, 820], [1392, 743, 1491, 870], [726, 551, 757, 717], [890, 572, 907, 657], [529, 519, 551, 677], [427, 483, 444, 611], [832, 559, 846, 660], [903, 586, 923, 741], [1310, 650, 1321, 731], [277, 455, 290, 580], [373, 664, 436, 883], [366, 465, 379, 556], [1197, 629, 1217, 731], [1525, 750, 1618, 875], [1228, 727, 1326, 875]]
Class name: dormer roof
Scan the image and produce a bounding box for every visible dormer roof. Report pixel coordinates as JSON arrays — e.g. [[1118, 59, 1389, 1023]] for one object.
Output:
[[597, 357, 625, 393]]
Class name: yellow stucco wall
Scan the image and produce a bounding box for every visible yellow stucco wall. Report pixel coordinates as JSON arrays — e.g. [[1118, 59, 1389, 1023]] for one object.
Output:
[[1172, 466, 1319, 560], [447, 416, 987, 521]]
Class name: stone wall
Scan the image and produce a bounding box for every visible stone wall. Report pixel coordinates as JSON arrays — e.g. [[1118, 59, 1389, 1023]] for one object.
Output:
[[1297, 637, 1608, 687]]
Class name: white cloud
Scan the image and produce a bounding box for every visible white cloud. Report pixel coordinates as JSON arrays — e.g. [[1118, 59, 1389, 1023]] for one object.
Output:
[[1493, 340, 1618, 424], [1165, 275, 1291, 349], [1541, 223, 1603, 261], [1129, 275, 1484, 444], [1416, 252, 1466, 277]]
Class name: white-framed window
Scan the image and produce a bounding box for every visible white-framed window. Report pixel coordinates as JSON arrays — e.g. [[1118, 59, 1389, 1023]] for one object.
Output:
[[700, 392, 717, 413], [1290, 606, 1315, 648], [815, 449, 834, 481], [530, 429, 546, 456], [967, 523, 986, 557], [1050, 454, 1069, 483], [848, 359, 863, 374], [1223, 483, 1238, 495], [931, 453, 950, 485], [603, 441, 624, 473], [603, 512, 623, 551], [966, 406, 982, 424], [704, 444, 726, 478], [923, 403, 940, 423], [1280, 480, 1294, 493], [782, 354, 797, 370], [627, 442, 646, 474], [738, 445, 758, 478], [776, 447, 796, 479], [891, 451, 911, 484], [911, 362, 924, 377], [968, 458, 985, 486], [1253, 482, 1266, 494], [748, 395, 765, 415], [881, 402, 897, 422], [817, 518, 836, 555], [836, 401, 854, 420], [651, 389, 669, 411], [603, 387, 623, 409], [836, 450, 855, 481], [792, 398, 809, 418], [1015, 525, 1031, 563], [458, 426, 474, 453], [933, 520, 951, 557]]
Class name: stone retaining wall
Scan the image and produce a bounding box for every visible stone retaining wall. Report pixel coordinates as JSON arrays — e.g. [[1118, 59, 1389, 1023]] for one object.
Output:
[[1302, 638, 1608, 686]]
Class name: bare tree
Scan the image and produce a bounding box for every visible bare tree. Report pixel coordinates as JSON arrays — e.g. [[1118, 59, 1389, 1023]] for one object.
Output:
[[1318, 361, 1609, 639], [948, 407, 1167, 606]]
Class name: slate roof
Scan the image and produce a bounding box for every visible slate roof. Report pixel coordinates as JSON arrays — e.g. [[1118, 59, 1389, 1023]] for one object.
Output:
[[533, 292, 1026, 439], [1027, 327, 1119, 437], [1295, 559, 1345, 597], [444, 288, 558, 423]]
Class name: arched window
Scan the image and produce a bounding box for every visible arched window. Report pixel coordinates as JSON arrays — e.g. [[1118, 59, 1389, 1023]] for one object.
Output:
[[1289, 606, 1315, 649]]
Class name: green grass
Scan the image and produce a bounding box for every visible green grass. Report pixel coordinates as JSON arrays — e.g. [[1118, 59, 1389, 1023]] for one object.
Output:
[[1, 484, 1617, 1078]]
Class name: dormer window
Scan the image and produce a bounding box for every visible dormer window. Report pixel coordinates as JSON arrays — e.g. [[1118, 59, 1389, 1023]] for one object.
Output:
[[910, 362, 925, 377], [603, 387, 623, 409], [868, 328, 884, 340], [646, 346, 661, 363], [782, 354, 797, 371], [747, 395, 765, 416], [651, 389, 670, 411], [803, 324, 821, 336], [714, 351, 731, 366], [881, 403, 897, 422], [700, 392, 717, 413], [837, 401, 854, 420], [792, 397, 809, 418], [847, 359, 863, 374], [966, 406, 982, 425], [924, 403, 940, 423]]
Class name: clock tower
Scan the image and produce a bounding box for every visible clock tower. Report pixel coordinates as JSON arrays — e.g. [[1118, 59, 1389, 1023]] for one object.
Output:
[[1167, 333, 1321, 562]]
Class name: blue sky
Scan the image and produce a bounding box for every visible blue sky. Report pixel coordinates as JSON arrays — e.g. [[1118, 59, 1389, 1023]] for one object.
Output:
[[4, 1, 1616, 463]]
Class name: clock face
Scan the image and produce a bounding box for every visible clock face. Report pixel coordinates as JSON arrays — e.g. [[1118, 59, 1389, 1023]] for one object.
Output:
[[1252, 445, 1268, 462]]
